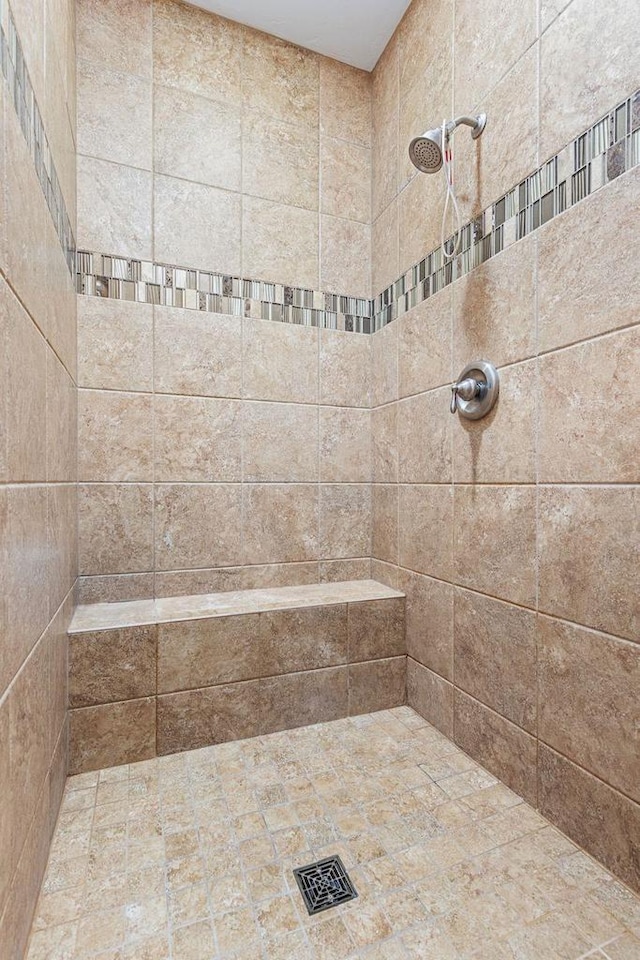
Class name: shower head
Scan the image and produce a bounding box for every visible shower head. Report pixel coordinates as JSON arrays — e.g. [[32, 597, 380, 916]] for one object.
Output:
[[408, 113, 487, 174]]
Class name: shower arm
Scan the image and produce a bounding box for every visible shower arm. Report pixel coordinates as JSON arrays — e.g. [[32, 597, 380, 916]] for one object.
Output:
[[445, 114, 487, 141]]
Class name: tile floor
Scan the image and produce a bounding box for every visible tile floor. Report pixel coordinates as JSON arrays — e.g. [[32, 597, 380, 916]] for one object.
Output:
[[26, 707, 640, 960]]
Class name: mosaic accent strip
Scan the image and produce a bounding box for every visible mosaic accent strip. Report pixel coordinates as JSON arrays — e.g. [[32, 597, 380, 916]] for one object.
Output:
[[77, 252, 373, 334], [0, 0, 76, 274], [372, 87, 640, 331]]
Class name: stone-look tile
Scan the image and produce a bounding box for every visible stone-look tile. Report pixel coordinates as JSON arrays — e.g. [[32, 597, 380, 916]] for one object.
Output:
[[539, 328, 640, 483], [455, 589, 537, 733], [452, 235, 536, 371], [154, 484, 242, 571], [153, 0, 243, 103], [154, 175, 241, 275], [319, 407, 371, 483], [372, 321, 398, 407], [373, 116, 398, 221], [77, 59, 151, 168], [398, 389, 452, 483], [452, 361, 537, 484], [0, 697, 12, 916], [398, 168, 446, 278], [399, 485, 453, 582], [46, 350, 77, 483], [319, 330, 371, 408], [538, 168, 640, 352], [78, 297, 153, 392], [454, 486, 537, 607], [158, 614, 263, 693], [76, 0, 152, 78], [243, 112, 319, 210], [154, 308, 242, 399], [261, 605, 348, 675], [397, 42, 451, 191], [5, 288, 46, 482], [321, 138, 371, 223], [372, 405, 398, 483], [242, 485, 319, 564], [540, 0, 640, 159], [454, 690, 538, 805], [372, 202, 399, 296], [155, 396, 242, 482], [453, 0, 536, 110], [397, 0, 452, 101], [320, 558, 372, 583], [398, 289, 452, 398], [154, 85, 241, 191], [372, 29, 397, 135], [606, 934, 640, 960], [538, 616, 640, 803], [319, 58, 371, 147], [157, 681, 261, 754], [69, 698, 156, 774], [243, 319, 318, 404], [348, 599, 405, 662], [78, 390, 153, 482], [319, 485, 371, 561], [47, 484, 77, 618], [243, 28, 318, 129], [79, 484, 153, 575], [397, 570, 453, 681], [242, 196, 319, 290], [77, 156, 152, 259], [372, 485, 398, 565], [539, 487, 639, 642], [538, 745, 640, 894], [321, 216, 371, 298], [349, 657, 406, 715], [154, 563, 319, 599], [407, 658, 453, 737], [260, 667, 348, 734], [244, 402, 318, 483], [78, 573, 155, 604], [69, 626, 157, 708]]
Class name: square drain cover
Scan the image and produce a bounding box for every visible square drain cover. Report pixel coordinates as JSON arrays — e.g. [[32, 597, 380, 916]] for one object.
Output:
[[293, 855, 358, 915]]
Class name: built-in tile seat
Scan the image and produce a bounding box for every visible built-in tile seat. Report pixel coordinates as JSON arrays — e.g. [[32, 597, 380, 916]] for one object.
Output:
[[67, 580, 406, 773]]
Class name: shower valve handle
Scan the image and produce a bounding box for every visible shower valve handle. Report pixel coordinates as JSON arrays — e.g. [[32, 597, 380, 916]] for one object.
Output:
[[450, 377, 484, 413]]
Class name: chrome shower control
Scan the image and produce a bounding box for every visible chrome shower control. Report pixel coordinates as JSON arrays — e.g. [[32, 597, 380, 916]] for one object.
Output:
[[450, 360, 499, 420]]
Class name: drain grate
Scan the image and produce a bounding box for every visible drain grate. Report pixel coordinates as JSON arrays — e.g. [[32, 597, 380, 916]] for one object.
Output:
[[293, 855, 358, 915]]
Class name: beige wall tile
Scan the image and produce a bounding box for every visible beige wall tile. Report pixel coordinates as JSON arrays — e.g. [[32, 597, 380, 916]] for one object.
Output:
[[372, 202, 399, 295], [321, 138, 371, 223], [320, 558, 372, 582], [0, 695, 10, 917], [242, 485, 318, 564], [373, 119, 398, 221], [398, 53, 451, 192], [79, 483, 154, 575], [77, 60, 152, 168], [349, 657, 406, 715], [398, 172, 444, 278], [454, 589, 537, 733], [407, 658, 453, 737], [538, 328, 640, 483], [69, 698, 156, 774], [261, 605, 348, 675], [397, 570, 453, 680], [320, 407, 371, 483], [398, 389, 452, 483], [260, 667, 348, 734], [397, 0, 453, 102], [154, 484, 243, 571], [78, 297, 153, 392], [243, 29, 318, 129], [320, 216, 371, 298], [5, 292, 46, 482], [242, 196, 319, 289], [319, 58, 371, 147], [538, 615, 640, 802], [69, 626, 157, 707], [319, 330, 371, 408], [243, 113, 319, 210], [155, 562, 319, 598], [47, 484, 77, 617], [242, 319, 318, 403], [155, 396, 242, 482], [153, 0, 243, 103], [244, 402, 318, 482], [372, 404, 398, 483], [77, 156, 152, 259], [454, 486, 537, 607], [154, 309, 242, 399], [319, 485, 371, 560], [157, 615, 262, 693], [78, 390, 153, 482], [154, 175, 241, 275], [78, 573, 155, 604], [372, 321, 398, 407], [372, 31, 398, 135], [157, 682, 261, 754], [154, 86, 241, 191], [454, 690, 538, 805], [372, 484, 398, 564], [399, 484, 453, 581], [46, 349, 77, 483], [398, 290, 452, 398], [44, 219, 77, 381], [348, 598, 405, 662], [76, 0, 152, 78], [539, 486, 639, 642]]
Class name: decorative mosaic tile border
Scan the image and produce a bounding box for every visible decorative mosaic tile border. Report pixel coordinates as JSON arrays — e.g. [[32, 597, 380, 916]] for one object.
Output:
[[0, 0, 76, 274], [76, 252, 373, 334], [372, 87, 640, 331]]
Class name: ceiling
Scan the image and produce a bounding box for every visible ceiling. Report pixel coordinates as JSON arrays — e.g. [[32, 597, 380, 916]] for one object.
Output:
[[187, 0, 412, 71]]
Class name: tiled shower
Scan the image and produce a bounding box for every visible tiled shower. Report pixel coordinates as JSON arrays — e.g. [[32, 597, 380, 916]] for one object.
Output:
[[1, 0, 639, 957]]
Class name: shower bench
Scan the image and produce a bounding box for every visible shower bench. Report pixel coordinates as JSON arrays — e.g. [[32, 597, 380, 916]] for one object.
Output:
[[67, 579, 406, 774]]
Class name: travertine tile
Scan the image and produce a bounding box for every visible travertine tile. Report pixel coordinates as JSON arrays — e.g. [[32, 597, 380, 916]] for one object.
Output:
[[319, 485, 372, 561], [157, 681, 261, 754], [321, 138, 371, 223], [154, 484, 243, 571], [397, 569, 453, 681], [69, 625, 157, 707], [5, 287, 46, 482], [398, 164, 445, 276], [242, 196, 319, 290], [399, 484, 453, 582], [319, 329, 371, 408], [372, 404, 398, 483], [243, 28, 318, 129], [46, 350, 77, 483], [372, 321, 398, 407], [69, 698, 156, 774], [154, 308, 242, 399], [348, 598, 405, 662], [397, 289, 452, 398], [260, 667, 348, 734], [319, 57, 371, 147], [372, 201, 399, 296], [78, 297, 153, 393], [243, 402, 318, 482], [349, 657, 406, 715], [78, 390, 153, 482], [398, 389, 452, 483], [243, 112, 319, 210], [397, 35, 451, 189], [407, 658, 454, 737], [154, 396, 242, 482], [76, 0, 152, 78], [47, 484, 77, 617], [243, 319, 318, 403], [157, 615, 262, 693], [261, 605, 348, 675], [372, 484, 398, 565], [320, 407, 371, 483], [321, 215, 371, 298], [77, 156, 152, 259], [372, 116, 397, 220], [78, 484, 153, 575], [242, 484, 319, 564], [77, 59, 152, 168]]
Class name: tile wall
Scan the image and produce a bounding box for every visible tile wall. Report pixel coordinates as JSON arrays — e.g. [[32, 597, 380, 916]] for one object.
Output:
[[370, 0, 640, 894], [0, 0, 77, 955]]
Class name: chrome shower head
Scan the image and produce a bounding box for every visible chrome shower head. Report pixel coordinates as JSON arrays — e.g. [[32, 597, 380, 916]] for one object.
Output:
[[408, 127, 444, 174]]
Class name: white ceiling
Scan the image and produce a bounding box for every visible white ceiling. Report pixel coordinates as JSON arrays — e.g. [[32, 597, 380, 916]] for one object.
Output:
[[187, 0, 412, 71]]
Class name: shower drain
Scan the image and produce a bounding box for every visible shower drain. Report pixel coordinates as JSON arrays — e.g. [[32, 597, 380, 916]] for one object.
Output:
[[293, 855, 358, 915]]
